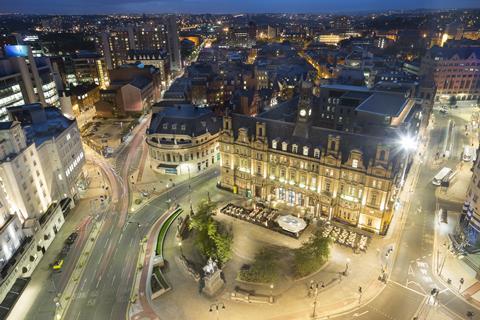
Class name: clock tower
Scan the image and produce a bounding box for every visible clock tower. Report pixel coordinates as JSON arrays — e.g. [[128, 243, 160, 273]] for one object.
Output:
[[293, 81, 313, 138]]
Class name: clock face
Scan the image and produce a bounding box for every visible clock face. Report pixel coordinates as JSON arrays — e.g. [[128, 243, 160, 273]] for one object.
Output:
[[299, 109, 307, 117]]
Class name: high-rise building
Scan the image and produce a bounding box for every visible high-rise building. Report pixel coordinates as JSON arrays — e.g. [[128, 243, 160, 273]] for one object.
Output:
[[0, 46, 59, 121], [166, 16, 182, 72], [134, 25, 167, 51], [99, 24, 168, 70], [0, 104, 82, 301], [0, 121, 51, 222], [8, 104, 86, 201], [99, 27, 134, 70]]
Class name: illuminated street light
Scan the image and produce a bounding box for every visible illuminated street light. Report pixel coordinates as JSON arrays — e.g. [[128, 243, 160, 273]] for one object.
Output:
[[209, 302, 226, 320], [398, 134, 418, 187]]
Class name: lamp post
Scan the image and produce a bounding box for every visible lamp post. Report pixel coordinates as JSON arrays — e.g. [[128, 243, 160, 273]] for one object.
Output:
[[309, 280, 325, 319], [398, 134, 418, 187], [343, 258, 351, 276], [178, 241, 183, 257], [269, 283, 274, 303], [209, 302, 225, 320]]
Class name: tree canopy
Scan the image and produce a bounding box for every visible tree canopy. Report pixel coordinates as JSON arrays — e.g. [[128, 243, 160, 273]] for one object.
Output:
[[188, 200, 233, 265]]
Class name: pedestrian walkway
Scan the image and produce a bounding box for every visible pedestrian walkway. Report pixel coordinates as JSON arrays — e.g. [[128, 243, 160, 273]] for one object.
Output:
[[436, 161, 473, 204], [434, 210, 480, 312]]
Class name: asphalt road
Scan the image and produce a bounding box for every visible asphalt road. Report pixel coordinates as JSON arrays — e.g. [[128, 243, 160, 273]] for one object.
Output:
[[338, 108, 479, 320], [63, 151, 219, 320]]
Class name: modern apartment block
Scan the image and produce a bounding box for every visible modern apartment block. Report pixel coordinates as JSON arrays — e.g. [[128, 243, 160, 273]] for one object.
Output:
[[8, 104, 85, 201], [0, 46, 59, 121], [0, 103, 84, 302], [99, 24, 168, 70], [166, 16, 182, 72]]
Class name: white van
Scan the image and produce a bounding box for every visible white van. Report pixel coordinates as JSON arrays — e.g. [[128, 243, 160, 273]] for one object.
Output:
[[432, 167, 454, 186], [463, 146, 473, 162]]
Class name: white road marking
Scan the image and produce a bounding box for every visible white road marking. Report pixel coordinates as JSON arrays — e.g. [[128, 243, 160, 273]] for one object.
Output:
[[353, 310, 369, 317], [96, 275, 102, 289], [408, 265, 415, 276], [111, 274, 116, 285]]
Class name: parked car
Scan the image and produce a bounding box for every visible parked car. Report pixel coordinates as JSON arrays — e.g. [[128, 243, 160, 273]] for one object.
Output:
[[52, 259, 64, 271], [65, 232, 78, 245]]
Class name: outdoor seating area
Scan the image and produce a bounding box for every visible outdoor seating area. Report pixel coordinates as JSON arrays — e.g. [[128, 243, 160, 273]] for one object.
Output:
[[221, 203, 278, 227], [322, 224, 369, 251]]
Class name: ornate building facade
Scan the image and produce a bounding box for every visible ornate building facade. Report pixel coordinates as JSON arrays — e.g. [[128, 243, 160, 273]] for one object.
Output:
[[218, 83, 413, 235], [147, 104, 222, 175]]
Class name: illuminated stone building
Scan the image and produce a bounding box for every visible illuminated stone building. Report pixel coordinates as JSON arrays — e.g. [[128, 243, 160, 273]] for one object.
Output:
[[219, 82, 420, 235]]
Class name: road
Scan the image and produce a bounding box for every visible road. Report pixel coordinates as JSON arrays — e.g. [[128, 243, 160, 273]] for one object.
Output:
[[63, 129, 218, 320], [338, 108, 479, 320]]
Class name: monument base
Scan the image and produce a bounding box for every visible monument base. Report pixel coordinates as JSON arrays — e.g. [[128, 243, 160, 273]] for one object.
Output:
[[202, 269, 225, 297]]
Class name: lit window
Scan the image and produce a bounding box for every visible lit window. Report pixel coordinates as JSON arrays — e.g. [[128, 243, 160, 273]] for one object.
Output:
[[303, 146, 309, 156], [272, 139, 277, 149], [352, 159, 358, 168], [292, 144, 298, 153]]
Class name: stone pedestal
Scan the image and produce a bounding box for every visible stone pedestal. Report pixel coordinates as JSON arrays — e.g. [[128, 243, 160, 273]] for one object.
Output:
[[202, 269, 225, 297]]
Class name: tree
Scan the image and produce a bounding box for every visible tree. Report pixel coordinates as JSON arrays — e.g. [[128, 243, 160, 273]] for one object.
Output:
[[448, 95, 457, 106], [188, 200, 233, 265], [239, 249, 279, 283], [293, 231, 330, 278]]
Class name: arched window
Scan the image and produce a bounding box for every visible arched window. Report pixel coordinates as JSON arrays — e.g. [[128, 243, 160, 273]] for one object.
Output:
[[379, 150, 386, 161], [330, 141, 336, 151]]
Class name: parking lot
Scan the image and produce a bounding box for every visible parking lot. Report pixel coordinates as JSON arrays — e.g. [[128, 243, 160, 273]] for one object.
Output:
[[81, 117, 138, 155]]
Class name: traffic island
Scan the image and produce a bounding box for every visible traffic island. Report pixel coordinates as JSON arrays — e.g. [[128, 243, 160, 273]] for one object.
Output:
[[150, 206, 184, 299]]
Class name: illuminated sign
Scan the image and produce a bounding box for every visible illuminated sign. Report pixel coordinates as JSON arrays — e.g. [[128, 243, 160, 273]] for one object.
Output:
[[4, 45, 29, 58]]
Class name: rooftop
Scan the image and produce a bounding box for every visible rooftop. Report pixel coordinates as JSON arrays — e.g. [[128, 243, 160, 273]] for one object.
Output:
[[355, 92, 408, 117], [7, 104, 75, 146]]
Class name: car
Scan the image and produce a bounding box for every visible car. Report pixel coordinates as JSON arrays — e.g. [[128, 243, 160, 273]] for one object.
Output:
[[65, 232, 78, 245], [52, 259, 64, 271], [439, 109, 448, 114]]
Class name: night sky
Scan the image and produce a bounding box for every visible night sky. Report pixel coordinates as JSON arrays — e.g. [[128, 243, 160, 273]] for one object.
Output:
[[0, 0, 478, 14]]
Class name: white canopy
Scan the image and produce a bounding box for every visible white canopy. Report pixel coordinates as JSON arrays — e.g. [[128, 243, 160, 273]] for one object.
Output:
[[276, 215, 307, 233]]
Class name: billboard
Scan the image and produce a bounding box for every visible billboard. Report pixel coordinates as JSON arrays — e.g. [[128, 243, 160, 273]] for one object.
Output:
[[4, 45, 29, 58]]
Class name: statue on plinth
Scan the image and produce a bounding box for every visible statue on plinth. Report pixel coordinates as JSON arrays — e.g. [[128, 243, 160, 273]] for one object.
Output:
[[201, 257, 224, 297]]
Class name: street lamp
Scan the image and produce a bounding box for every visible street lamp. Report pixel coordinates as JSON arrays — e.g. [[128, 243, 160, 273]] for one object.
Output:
[[398, 134, 417, 187], [269, 283, 274, 302], [209, 302, 225, 320], [309, 280, 325, 319], [343, 258, 351, 276], [178, 241, 183, 257]]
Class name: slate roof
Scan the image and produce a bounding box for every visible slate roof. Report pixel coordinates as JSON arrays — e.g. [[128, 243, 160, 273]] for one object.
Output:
[[129, 76, 152, 90], [148, 105, 222, 137], [230, 113, 402, 169], [429, 46, 480, 60]]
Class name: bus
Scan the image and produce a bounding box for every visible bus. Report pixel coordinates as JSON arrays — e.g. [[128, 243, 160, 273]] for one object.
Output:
[[463, 146, 473, 162], [432, 167, 454, 186]]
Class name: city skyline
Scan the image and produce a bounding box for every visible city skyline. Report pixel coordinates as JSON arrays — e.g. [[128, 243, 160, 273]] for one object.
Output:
[[0, 0, 480, 14]]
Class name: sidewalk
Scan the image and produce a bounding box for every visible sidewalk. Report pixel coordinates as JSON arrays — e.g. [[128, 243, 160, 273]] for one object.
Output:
[[133, 177, 416, 320], [434, 210, 480, 311], [129, 156, 191, 213], [125, 132, 427, 320], [436, 160, 473, 204], [7, 154, 112, 320]]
